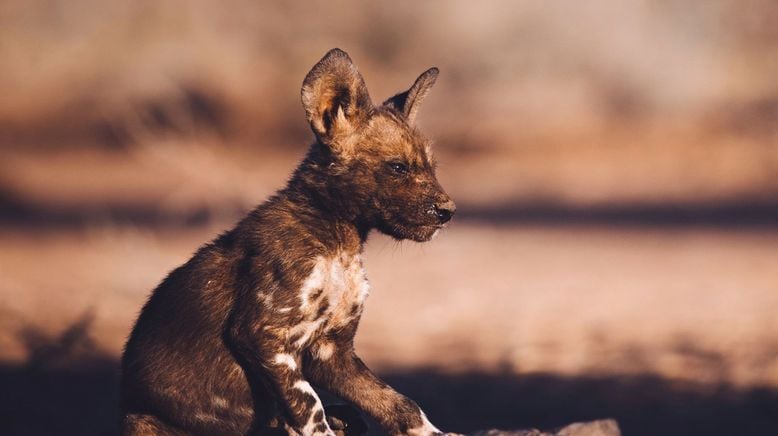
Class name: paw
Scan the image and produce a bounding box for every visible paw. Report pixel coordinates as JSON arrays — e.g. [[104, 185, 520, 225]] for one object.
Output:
[[324, 403, 368, 436]]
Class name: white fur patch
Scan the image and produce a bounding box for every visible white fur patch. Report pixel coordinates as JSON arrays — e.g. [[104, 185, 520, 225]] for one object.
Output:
[[290, 318, 325, 348], [295, 254, 371, 340], [300, 257, 327, 310], [304, 417, 332, 436], [356, 267, 370, 303], [272, 353, 298, 370], [293, 379, 318, 397], [335, 105, 350, 130], [278, 307, 293, 313], [259, 292, 274, 308], [292, 380, 332, 435], [406, 409, 441, 436], [315, 341, 335, 361]]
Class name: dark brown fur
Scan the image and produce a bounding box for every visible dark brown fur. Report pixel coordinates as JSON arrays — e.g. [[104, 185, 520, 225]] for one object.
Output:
[[121, 48, 455, 436]]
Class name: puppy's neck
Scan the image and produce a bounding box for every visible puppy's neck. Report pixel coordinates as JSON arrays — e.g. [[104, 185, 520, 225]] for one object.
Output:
[[280, 152, 368, 253]]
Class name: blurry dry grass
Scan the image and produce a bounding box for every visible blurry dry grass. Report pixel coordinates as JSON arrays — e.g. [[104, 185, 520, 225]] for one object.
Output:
[[1, 2, 778, 434], [1, 1, 776, 207]]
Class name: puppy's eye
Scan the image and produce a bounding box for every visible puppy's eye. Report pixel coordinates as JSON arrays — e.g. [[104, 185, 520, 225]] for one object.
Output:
[[388, 162, 409, 175]]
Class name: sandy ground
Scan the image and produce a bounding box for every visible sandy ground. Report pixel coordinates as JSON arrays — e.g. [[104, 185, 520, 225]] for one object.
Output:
[[2, 220, 776, 389]]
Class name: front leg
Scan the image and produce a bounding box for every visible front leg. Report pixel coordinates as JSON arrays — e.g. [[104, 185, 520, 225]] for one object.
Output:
[[304, 339, 442, 436], [227, 315, 334, 436]]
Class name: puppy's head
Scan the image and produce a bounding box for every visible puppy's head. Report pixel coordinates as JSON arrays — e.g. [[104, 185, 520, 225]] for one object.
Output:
[[301, 49, 455, 242]]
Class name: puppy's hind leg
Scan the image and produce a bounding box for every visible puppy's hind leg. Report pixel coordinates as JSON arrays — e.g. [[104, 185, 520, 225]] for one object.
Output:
[[122, 413, 188, 436]]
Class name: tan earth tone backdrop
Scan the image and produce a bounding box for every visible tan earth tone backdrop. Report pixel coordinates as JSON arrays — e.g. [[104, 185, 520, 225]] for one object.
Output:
[[1, 1, 777, 435]]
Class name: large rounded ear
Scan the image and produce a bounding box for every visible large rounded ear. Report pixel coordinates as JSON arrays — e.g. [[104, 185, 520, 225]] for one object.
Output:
[[301, 49, 373, 146], [383, 67, 439, 124]]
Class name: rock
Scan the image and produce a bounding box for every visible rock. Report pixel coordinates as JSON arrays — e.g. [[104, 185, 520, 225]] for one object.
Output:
[[555, 419, 620, 436], [468, 419, 620, 436], [322, 402, 619, 436]]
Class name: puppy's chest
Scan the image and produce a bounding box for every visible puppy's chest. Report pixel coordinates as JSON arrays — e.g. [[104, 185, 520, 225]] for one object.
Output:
[[288, 254, 370, 346]]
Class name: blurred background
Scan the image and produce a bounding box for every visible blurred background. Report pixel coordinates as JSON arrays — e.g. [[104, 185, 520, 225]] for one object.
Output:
[[1, 1, 777, 435]]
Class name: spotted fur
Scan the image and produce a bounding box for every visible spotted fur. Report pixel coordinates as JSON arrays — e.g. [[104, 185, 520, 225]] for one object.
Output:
[[121, 48, 455, 435]]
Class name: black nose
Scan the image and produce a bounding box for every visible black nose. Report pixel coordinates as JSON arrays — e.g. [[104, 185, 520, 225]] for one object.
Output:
[[433, 200, 456, 224]]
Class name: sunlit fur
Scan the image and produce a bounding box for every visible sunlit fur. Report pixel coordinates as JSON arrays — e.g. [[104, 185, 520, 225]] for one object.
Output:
[[289, 108, 451, 243]]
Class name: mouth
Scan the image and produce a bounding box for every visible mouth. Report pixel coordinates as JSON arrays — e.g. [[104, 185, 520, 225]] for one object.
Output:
[[375, 210, 451, 242], [390, 221, 446, 242]]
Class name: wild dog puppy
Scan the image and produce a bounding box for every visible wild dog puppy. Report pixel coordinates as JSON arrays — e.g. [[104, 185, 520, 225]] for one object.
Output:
[[121, 48, 456, 436]]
